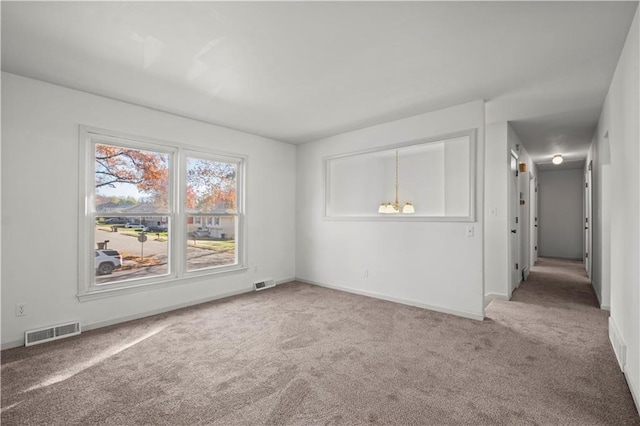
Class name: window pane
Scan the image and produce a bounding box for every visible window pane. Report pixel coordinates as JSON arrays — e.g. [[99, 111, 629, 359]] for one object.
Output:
[[95, 216, 169, 284], [186, 157, 237, 214], [95, 143, 170, 213], [187, 215, 236, 271]]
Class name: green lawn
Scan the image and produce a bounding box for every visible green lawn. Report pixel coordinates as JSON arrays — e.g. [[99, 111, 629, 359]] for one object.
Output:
[[188, 240, 235, 253]]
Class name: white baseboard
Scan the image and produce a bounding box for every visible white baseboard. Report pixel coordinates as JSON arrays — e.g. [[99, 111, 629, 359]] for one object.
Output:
[[1, 339, 24, 350], [83, 286, 256, 334], [593, 283, 602, 305], [297, 277, 484, 321], [484, 293, 509, 308], [625, 369, 640, 417], [508, 281, 519, 299], [2, 278, 297, 351], [591, 282, 607, 310], [609, 317, 626, 371], [609, 316, 640, 414]]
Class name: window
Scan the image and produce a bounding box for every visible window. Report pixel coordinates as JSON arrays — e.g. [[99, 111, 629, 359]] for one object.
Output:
[[324, 130, 476, 221], [79, 127, 246, 299]]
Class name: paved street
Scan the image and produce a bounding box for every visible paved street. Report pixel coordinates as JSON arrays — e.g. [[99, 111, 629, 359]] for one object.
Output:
[[95, 227, 167, 258], [94, 227, 235, 284]]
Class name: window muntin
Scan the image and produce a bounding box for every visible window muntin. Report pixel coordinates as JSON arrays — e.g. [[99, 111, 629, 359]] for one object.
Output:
[[79, 127, 246, 299]]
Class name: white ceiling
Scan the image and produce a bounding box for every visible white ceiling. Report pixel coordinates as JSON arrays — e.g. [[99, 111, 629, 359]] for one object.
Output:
[[2, 1, 637, 167]]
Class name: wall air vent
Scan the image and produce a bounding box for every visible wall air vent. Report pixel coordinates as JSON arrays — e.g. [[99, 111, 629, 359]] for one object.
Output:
[[25, 321, 81, 347], [254, 279, 276, 291]]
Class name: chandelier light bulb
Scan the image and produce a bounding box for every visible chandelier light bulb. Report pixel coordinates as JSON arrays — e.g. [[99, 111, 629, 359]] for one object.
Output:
[[377, 150, 415, 214]]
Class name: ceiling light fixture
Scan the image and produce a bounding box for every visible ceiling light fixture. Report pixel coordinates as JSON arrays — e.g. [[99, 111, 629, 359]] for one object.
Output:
[[378, 150, 414, 214], [552, 154, 563, 165]]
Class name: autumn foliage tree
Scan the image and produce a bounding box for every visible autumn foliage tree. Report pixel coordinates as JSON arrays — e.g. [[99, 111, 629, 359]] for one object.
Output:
[[186, 159, 237, 212], [95, 145, 237, 212], [95, 144, 169, 207]]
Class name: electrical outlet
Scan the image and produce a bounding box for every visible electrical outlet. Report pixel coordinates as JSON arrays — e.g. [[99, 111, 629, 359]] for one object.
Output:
[[15, 303, 26, 317], [363, 268, 369, 278], [490, 207, 497, 217], [253, 265, 259, 273]]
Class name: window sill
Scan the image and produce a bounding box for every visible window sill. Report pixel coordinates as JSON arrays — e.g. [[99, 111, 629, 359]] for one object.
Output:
[[77, 265, 248, 302], [323, 215, 475, 222]]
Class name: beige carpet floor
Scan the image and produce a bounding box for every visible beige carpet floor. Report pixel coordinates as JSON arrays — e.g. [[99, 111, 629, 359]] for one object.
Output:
[[2, 258, 639, 425]]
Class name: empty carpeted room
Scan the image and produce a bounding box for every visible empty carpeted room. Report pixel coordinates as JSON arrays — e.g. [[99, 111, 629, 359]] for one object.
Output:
[[1, 1, 640, 424]]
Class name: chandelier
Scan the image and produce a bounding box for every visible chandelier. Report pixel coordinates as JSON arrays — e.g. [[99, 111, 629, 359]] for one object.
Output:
[[378, 150, 415, 214]]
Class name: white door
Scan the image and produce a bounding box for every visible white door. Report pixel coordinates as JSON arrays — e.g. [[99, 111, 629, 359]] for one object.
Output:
[[584, 162, 593, 278], [530, 177, 538, 266], [519, 170, 530, 278], [509, 153, 521, 294]]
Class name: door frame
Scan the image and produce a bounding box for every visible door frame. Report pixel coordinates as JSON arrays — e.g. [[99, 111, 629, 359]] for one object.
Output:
[[529, 175, 538, 267], [585, 161, 593, 278], [509, 150, 521, 296]]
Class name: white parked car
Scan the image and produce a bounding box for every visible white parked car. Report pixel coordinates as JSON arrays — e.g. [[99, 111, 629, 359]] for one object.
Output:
[[125, 223, 148, 231], [95, 249, 122, 275]]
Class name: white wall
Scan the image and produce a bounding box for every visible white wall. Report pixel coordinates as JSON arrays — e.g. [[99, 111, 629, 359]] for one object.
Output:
[[403, 145, 445, 216], [445, 137, 471, 216], [484, 123, 509, 301], [537, 169, 584, 259], [1, 73, 297, 347], [590, 9, 640, 410], [296, 100, 485, 320], [327, 154, 386, 217]]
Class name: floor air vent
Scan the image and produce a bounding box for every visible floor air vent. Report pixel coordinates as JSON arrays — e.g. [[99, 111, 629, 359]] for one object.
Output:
[[254, 279, 276, 291], [25, 321, 81, 347]]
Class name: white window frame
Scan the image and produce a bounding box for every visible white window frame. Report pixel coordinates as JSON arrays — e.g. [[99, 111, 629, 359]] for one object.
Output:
[[78, 126, 247, 301], [183, 149, 244, 275]]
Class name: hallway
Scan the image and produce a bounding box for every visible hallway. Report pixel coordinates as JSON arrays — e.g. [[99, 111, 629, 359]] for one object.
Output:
[[486, 257, 639, 424]]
